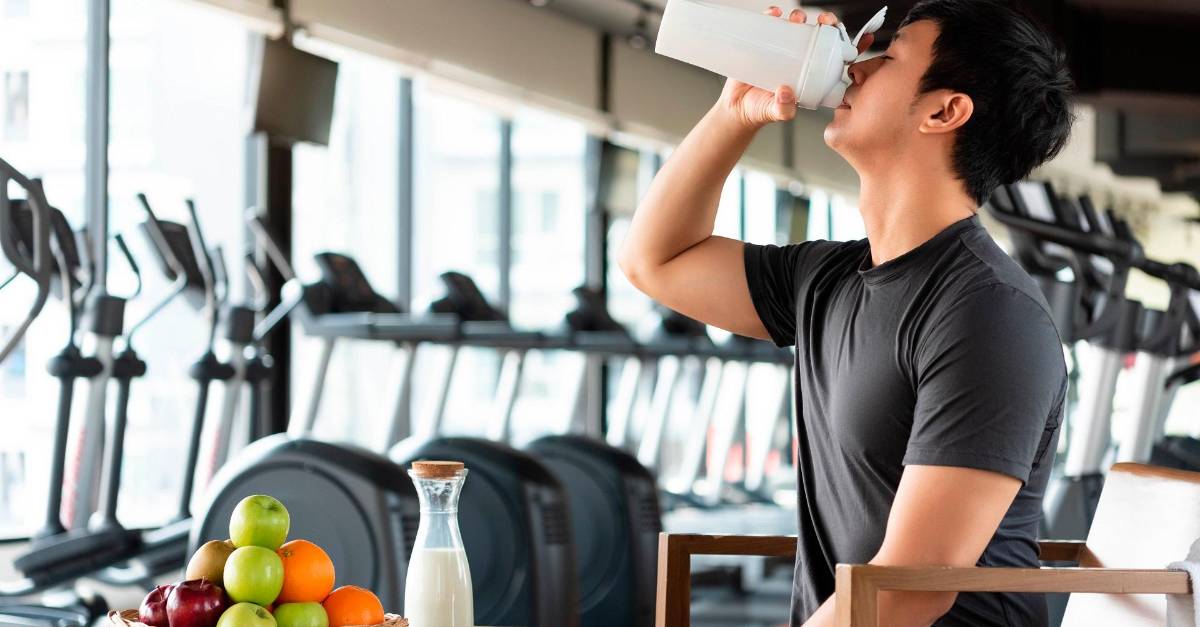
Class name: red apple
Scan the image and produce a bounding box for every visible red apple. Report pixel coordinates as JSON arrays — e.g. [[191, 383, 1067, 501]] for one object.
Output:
[[138, 584, 175, 626], [167, 579, 230, 627]]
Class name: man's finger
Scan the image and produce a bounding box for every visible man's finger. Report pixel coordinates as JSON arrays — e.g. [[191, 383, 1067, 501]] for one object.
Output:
[[817, 11, 838, 26], [788, 8, 806, 23], [857, 32, 875, 54], [775, 86, 797, 121], [765, 5, 782, 17]]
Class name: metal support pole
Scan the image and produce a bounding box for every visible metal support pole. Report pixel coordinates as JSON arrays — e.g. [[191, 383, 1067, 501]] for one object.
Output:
[[85, 0, 110, 284], [499, 120, 513, 310]]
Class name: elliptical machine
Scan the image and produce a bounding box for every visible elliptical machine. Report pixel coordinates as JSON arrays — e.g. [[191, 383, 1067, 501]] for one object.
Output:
[[188, 215, 424, 613], [0, 157, 52, 363], [3, 188, 148, 625], [98, 195, 273, 586], [244, 224, 580, 626]]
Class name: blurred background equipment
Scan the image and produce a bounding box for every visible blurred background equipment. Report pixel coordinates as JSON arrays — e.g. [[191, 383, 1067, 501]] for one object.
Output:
[[0, 1, 1197, 626]]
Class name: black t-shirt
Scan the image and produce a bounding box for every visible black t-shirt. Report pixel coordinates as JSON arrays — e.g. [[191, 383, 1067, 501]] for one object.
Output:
[[743, 215, 1067, 626]]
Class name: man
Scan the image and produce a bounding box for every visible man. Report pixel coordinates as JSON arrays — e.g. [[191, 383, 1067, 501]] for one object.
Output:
[[618, 1, 1073, 625]]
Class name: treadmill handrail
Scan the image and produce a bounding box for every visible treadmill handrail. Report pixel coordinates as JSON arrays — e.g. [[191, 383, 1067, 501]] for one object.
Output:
[[987, 191, 1143, 264], [1007, 185, 1084, 278], [1137, 259, 1200, 292], [0, 158, 52, 364]]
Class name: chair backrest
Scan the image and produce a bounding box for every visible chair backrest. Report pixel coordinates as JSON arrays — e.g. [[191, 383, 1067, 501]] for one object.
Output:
[[1063, 463, 1200, 626]]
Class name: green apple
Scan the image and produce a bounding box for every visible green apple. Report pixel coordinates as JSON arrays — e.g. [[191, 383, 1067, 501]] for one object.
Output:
[[217, 602, 276, 627], [230, 495, 290, 550], [223, 546, 284, 606], [273, 602, 329, 627]]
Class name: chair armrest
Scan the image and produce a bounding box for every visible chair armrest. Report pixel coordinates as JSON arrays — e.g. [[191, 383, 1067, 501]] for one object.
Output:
[[834, 564, 1192, 627], [656, 533, 796, 627]]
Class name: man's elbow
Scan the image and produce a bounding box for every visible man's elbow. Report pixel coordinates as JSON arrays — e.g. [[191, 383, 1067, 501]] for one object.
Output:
[[617, 246, 652, 292], [923, 591, 958, 624], [895, 591, 958, 627]]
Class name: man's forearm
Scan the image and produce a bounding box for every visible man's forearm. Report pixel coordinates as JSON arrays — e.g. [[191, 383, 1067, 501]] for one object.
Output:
[[618, 103, 759, 276], [803, 589, 955, 627]]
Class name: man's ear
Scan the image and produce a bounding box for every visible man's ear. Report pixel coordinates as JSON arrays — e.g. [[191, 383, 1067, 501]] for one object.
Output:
[[919, 92, 973, 135]]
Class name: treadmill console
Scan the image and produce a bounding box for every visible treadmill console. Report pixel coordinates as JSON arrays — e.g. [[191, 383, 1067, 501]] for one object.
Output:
[[314, 252, 398, 314], [431, 271, 506, 322], [566, 286, 626, 334], [658, 308, 707, 337]]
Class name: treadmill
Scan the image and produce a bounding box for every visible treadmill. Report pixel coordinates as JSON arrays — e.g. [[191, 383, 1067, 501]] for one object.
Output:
[[990, 183, 1144, 539], [1117, 259, 1200, 466], [389, 271, 580, 627]]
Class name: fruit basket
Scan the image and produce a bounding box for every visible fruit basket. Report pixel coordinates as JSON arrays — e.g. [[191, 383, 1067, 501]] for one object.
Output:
[[108, 609, 409, 627]]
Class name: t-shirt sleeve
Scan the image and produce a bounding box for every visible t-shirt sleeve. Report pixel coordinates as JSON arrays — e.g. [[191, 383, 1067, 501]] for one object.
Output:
[[903, 284, 1067, 483], [743, 241, 827, 348]]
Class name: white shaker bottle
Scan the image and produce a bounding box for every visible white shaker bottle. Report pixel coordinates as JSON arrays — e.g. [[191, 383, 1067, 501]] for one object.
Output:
[[655, 0, 888, 110]]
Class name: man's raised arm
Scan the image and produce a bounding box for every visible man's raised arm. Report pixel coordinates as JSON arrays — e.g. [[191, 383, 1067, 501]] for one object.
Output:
[[617, 7, 865, 339], [616, 94, 777, 340]]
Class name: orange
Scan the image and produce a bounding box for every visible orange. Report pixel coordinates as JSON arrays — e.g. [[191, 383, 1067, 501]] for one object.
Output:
[[322, 585, 385, 627], [275, 539, 336, 603]]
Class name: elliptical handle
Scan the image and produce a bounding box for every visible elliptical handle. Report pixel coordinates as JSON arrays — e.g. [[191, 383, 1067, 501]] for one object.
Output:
[[0, 269, 17, 291], [185, 199, 221, 350], [183, 199, 217, 304], [211, 244, 229, 307], [113, 233, 143, 300], [244, 252, 271, 311], [0, 157, 52, 363], [246, 210, 296, 282], [137, 192, 188, 282]]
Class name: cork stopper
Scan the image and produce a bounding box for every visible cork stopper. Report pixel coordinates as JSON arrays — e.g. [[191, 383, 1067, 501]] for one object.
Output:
[[411, 460, 465, 479]]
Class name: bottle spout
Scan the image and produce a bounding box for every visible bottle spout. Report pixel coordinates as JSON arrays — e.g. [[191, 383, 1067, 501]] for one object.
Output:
[[852, 6, 888, 51], [820, 79, 850, 109]]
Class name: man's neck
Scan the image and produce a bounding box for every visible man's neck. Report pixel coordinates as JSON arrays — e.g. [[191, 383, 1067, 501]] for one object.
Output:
[[856, 166, 977, 268]]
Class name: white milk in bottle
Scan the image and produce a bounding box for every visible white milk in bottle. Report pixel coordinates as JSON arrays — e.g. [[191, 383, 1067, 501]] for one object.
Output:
[[405, 548, 473, 626]]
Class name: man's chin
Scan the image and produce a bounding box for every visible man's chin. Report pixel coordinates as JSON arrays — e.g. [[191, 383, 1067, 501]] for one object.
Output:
[[823, 122, 843, 150]]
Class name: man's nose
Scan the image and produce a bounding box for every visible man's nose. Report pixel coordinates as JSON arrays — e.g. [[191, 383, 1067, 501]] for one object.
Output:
[[848, 56, 883, 85]]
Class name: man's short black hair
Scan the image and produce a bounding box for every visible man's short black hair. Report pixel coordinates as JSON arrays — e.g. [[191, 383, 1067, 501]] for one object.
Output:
[[900, 0, 1074, 205]]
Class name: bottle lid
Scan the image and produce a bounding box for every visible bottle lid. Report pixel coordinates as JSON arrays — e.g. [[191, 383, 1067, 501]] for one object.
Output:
[[411, 460, 465, 479]]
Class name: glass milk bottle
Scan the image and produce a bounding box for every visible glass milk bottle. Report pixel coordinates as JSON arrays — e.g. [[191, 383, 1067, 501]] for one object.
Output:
[[405, 461, 474, 627]]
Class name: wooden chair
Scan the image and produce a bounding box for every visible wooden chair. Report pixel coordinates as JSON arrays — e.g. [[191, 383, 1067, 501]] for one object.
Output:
[[657, 463, 1199, 626]]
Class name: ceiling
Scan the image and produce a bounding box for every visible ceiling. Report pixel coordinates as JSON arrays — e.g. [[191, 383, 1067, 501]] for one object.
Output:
[[524, 0, 1200, 208]]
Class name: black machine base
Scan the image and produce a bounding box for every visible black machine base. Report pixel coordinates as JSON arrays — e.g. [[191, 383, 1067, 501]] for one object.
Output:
[[526, 434, 661, 627]]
